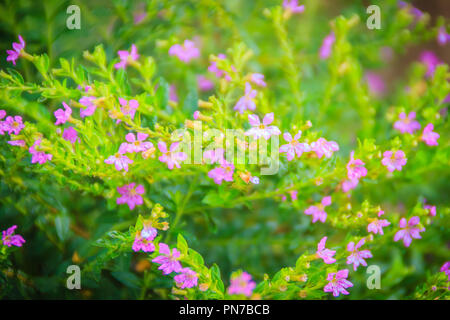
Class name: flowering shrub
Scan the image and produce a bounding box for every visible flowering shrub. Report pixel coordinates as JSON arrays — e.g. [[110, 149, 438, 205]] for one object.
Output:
[[0, 0, 449, 300]]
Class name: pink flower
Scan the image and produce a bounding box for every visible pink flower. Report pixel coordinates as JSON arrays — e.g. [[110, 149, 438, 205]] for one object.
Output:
[[304, 196, 331, 223], [7, 139, 26, 147], [169, 85, 178, 103], [54, 102, 72, 125], [6, 35, 25, 65], [421, 123, 439, 146], [152, 243, 182, 275], [250, 73, 267, 87], [119, 98, 139, 121], [123, 132, 153, 153], [208, 54, 232, 80], [346, 151, 367, 180], [365, 72, 385, 96], [203, 148, 225, 164], [367, 211, 391, 235], [197, 75, 214, 91], [319, 32, 335, 60], [324, 269, 353, 297], [158, 141, 187, 169], [77, 84, 92, 93], [437, 27, 450, 45], [283, 0, 305, 14], [233, 82, 257, 114], [245, 113, 281, 140], [169, 40, 200, 63], [424, 204, 436, 217], [310, 138, 339, 159], [316, 237, 336, 264], [279, 130, 310, 161], [132, 225, 157, 253], [4, 116, 25, 135], [104, 145, 133, 172], [208, 161, 235, 185], [393, 112, 421, 134], [62, 126, 79, 144], [174, 268, 198, 289], [346, 238, 373, 271], [114, 44, 139, 69], [29, 139, 52, 164], [116, 183, 145, 210], [79, 96, 97, 118], [440, 262, 450, 281], [342, 179, 359, 193], [227, 271, 256, 297], [394, 216, 425, 247], [381, 150, 407, 172], [420, 51, 442, 78], [398, 1, 423, 20], [1, 225, 25, 247]]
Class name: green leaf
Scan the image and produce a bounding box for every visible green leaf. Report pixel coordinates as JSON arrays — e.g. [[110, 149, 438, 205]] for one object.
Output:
[[177, 233, 188, 255], [54, 215, 70, 242]]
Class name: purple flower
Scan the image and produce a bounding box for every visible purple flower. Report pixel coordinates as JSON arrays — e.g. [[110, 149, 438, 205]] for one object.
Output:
[[105, 145, 133, 172], [4, 116, 25, 135], [169, 40, 200, 63], [234, 82, 257, 114], [398, 1, 423, 20], [132, 225, 157, 253], [324, 269, 353, 297], [197, 75, 214, 91], [319, 32, 335, 60], [393, 112, 421, 134], [79, 96, 97, 118], [208, 161, 235, 185], [365, 72, 386, 96], [250, 73, 267, 87], [310, 137, 339, 159], [227, 271, 256, 297], [283, 0, 305, 14], [279, 130, 310, 161], [346, 238, 373, 271], [394, 216, 425, 247], [245, 113, 281, 140], [116, 183, 145, 210], [381, 150, 407, 172], [152, 243, 182, 275], [62, 126, 79, 144], [440, 262, 450, 281], [342, 179, 359, 193], [437, 27, 450, 45], [7, 139, 26, 147], [208, 54, 232, 80], [119, 98, 139, 121], [203, 148, 225, 165], [54, 102, 72, 125], [174, 268, 198, 289], [6, 35, 25, 65], [420, 51, 442, 78], [367, 211, 391, 235], [157, 141, 187, 170], [114, 44, 139, 69], [29, 139, 52, 164], [424, 204, 436, 217], [304, 196, 331, 223], [346, 151, 367, 180], [316, 237, 336, 264], [123, 132, 153, 153], [1, 225, 25, 247], [421, 123, 439, 146]]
